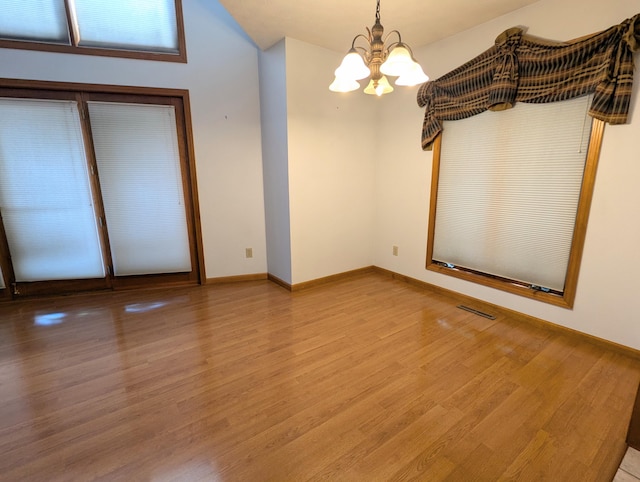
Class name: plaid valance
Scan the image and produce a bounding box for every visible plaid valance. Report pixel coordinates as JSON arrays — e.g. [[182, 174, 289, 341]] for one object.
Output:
[[417, 14, 640, 150]]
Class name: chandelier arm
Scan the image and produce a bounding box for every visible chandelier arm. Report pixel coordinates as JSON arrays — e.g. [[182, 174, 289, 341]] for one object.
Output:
[[366, 26, 373, 43], [382, 30, 403, 50], [351, 33, 372, 49], [353, 46, 371, 59]]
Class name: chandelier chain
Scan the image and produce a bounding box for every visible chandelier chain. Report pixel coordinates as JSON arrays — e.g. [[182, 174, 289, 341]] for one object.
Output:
[[375, 0, 380, 23]]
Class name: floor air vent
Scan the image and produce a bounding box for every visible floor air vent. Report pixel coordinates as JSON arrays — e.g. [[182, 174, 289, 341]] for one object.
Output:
[[457, 305, 496, 320]]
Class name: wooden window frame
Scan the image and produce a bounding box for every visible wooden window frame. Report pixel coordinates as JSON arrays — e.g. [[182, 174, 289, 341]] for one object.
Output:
[[0, 0, 187, 63], [0, 78, 205, 298], [426, 118, 605, 309]]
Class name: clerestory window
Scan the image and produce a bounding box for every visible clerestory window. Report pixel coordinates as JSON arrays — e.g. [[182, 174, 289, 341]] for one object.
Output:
[[0, 0, 186, 62]]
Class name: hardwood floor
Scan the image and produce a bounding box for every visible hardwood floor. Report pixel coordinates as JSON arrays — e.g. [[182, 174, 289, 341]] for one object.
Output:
[[0, 272, 638, 481]]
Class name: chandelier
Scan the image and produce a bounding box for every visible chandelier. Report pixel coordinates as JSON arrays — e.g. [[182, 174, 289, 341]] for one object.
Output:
[[329, 0, 429, 96]]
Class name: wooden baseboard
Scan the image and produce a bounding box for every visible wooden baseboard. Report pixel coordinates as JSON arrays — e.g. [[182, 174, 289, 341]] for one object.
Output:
[[267, 273, 292, 291], [206, 273, 268, 284], [291, 267, 376, 291], [267, 267, 376, 292], [372, 266, 640, 361]]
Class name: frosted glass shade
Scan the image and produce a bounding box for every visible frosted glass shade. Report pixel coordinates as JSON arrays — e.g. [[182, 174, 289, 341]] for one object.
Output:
[[395, 62, 429, 86], [364, 76, 394, 96], [329, 76, 360, 92], [334, 49, 371, 81], [380, 44, 414, 77]]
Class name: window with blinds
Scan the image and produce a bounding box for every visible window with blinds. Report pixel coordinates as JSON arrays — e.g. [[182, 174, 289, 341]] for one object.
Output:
[[0, 0, 185, 62], [427, 95, 604, 308]]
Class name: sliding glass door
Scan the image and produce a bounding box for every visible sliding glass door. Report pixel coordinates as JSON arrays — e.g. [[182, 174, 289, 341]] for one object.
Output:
[[0, 88, 202, 298]]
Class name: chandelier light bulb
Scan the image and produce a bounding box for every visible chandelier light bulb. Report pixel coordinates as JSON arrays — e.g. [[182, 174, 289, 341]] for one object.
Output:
[[395, 62, 429, 86], [334, 49, 371, 81], [364, 76, 394, 96], [380, 44, 414, 77], [329, 76, 360, 93]]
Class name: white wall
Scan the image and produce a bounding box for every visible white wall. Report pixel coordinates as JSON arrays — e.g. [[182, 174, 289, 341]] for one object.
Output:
[[259, 40, 292, 284], [0, 0, 267, 280], [374, 0, 640, 349], [285, 38, 378, 284]]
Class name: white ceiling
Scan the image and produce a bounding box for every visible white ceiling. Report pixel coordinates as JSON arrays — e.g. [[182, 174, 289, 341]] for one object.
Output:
[[218, 0, 540, 52]]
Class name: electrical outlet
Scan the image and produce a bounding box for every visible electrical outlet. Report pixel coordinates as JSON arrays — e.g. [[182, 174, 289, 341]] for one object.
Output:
[[245, 248, 253, 258], [392, 245, 399, 256]]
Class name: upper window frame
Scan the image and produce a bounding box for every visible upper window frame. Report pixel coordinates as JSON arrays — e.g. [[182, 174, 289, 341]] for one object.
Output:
[[0, 0, 187, 63]]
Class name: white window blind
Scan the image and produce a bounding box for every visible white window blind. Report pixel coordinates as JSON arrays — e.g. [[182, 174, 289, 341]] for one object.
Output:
[[0, 98, 105, 281], [0, 265, 5, 289], [0, 0, 69, 43], [433, 95, 593, 292], [73, 0, 179, 52], [88, 102, 191, 276]]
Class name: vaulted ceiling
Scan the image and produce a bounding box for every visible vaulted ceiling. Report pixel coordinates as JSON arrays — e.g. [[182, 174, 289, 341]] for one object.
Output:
[[218, 0, 540, 52]]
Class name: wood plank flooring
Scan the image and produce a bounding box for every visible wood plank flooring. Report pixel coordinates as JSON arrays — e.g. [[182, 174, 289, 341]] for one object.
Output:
[[0, 272, 639, 481]]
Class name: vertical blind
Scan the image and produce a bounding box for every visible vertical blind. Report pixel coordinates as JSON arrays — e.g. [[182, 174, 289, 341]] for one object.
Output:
[[433, 95, 593, 291], [0, 98, 105, 281], [88, 102, 191, 276]]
